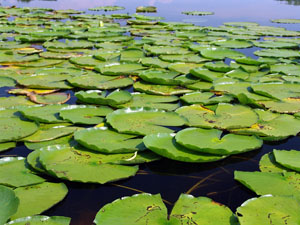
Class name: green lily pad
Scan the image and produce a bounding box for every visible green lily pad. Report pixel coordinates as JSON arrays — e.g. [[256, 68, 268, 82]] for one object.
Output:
[[94, 193, 237, 225], [259, 152, 290, 173], [139, 70, 182, 85], [143, 133, 225, 162], [39, 145, 139, 184], [204, 61, 233, 72], [134, 81, 193, 95], [75, 89, 132, 106], [175, 128, 262, 155], [168, 62, 201, 74], [0, 185, 19, 225], [28, 92, 70, 105], [140, 57, 169, 68], [74, 127, 146, 154], [0, 51, 39, 64], [258, 99, 300, 113], [68, 74, 133, 90], [145, 45, 191, 55], [95, 63, 146, 76], [136, 6, 157, 12], [69, 56, 102, 67], [106, 107, 187, 135], [120, 49, 144, 63], [59, 105, 113, 125], [232, 110, 300, 140], [190, 67, 224, 82], [44, 40, 94, 49], [270, 64, 300, 76], [118, 93, 180, 111], [212, 39, 253, 48], [20, 105, 66, 123], [94, 52, 120, 62], [0, 76, 16, 87], [0, 117, 39, 142], [253, 41, 298, 49], [89, 6, 125, 11], [0, 142, 16, 152], [225, 69, 249, 80], [11, 182, 68, 220], [21, 123, 79, 142], [175, 104, 258, 129], [271, 19, 300, 23], [182, 11, 214, 16], [18, 59, 63, 68], [6, 216, 71, 225], [180, 92, 233, 105], [252, 83, 300, 100], [273, 149, 300, 172], [236, 195, 300, 225], [0, 157, 45, 187], [159, 54, 208, 63], [200, 47, 245, 60], [235, 171, 300, 200], [254, 49, 300, 58]]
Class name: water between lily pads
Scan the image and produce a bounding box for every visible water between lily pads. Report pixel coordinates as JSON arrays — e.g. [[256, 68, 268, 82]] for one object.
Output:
[[1, 0, 300, 224]]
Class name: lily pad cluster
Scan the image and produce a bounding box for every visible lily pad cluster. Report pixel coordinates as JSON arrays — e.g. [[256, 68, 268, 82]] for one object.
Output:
[[0, 4, 300, 224]]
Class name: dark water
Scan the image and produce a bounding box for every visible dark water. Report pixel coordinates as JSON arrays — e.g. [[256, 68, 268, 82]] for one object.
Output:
[[1, 0, 300, 224]]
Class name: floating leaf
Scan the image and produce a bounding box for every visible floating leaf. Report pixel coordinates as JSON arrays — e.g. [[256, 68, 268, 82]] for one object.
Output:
[[252, 83, 300, 100], [175, 128, 262, 155], [89, 6, 125, 11], [140, 57, 169, 68], [0, 117, 39, 142], [59, 105, 113, 125], [175, 104, 258, 129], [28, 92, 70, 105], [139, 70, 182, 85], [134, 81, 193, 95], [94, 193, 237, 225], [180, 92, 233, 105], [75, 90, 132, 106], [143, 133, 225, 162], [136, 6, 157, 12], [200, 47, 245, 60], [74, 127, 146, 154], [182, 11, 214, 16], [271, 19, 300, 24], [204, 61, 233, 72], [259, 152, 290, 173], [0, 142, 16, 152], [39, 145, 139, 184], [11, 182, 68, 220], [0, 185, 19, 225], [168, 62, 201, 74], [212, 39, 253, 48], [254, 49, 300, 58], [273, 149, 300, 172], [0, 157, 45, 187], [190, 67, 224, 82], [236, 195, 300, 225], [106, 107, 187, 135], [20, 105, 66, 123], [253, 41, 298, 49], [6, 215, 71, 225], [159, 54, 208, 63], [95, 63, 146, 76]]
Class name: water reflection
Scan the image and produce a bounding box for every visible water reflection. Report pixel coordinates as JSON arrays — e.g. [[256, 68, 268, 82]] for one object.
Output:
[[276, 0, 300, 5]]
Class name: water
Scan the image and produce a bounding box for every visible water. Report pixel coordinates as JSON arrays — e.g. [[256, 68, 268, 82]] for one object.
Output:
[[0, 0, 300, 224]]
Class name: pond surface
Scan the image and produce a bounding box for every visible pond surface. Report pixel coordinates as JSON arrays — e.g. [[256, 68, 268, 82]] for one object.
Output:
[[0, 0, 300, 224]]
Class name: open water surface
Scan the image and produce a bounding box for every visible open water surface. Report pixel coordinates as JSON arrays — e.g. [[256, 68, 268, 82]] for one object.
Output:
[[0, 0, 300, 224]]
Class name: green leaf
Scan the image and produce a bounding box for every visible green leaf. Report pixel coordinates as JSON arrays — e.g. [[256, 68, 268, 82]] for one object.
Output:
[[6, 215, 71, 225], [39, 145, 139, 184], [175, 104, 258, 129], [190, 67, 224, 82], [212, 39, 253, 48], [89, 6, 125, 11], [0, 118, 39, 142], [95, 63, 146, 76], [118, 93, 180, 111], [20, 105, 66, 123], [236, 195, 300, 225], [0, 142, 16, 152], [74, 127, 146, 154], [168, 62, 202, 74], [204, 61, 233, 72], [139, 70, 182, 85], [200, 47, 245, 60], [259, 152, 290, 173], [59, 105, 113, 125], [175, 128, 262, 155], [143, 133, 225, 162], [106, 107, 187, 135], [254, 49, 300, 58], [271, 19, 300, 23], [11, 182, 68, 220], [145, 45, 190, 55], [136, 6, 157, 12], [234, 171, 300, 200], [94, 193, 237, 225], [0, 185, 19, 225], [253, 41, 298, 49], [273, 149, 300, 172], [182, 11, 214, 16], [252, 83, 300, 100], [0, 157, 45, 187], [180, 92, 233, 105]]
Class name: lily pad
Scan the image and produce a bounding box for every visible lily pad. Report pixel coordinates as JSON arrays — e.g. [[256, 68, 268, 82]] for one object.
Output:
[[74, 127, 146, 154], [106, 107, 187, 135], [259, 152, 290, 173], [254, 49, 300, 58], [6, 216, 71, 225], [75, 89, 132, 106], [182, 11, 214, 16], [140, 57, 169, 68], [19, 105, 66, 123], [253, 41, 298, 49], [175, 128, 262, 155], [94, 193, 237, 225], [190, 67, 224, 82], [95, 63, 146, 76], [175, 104, 258, 129], [236, 195, 300, 225], [38, 145, 139, 184], [11, 182, 68, 220], [68, 74, 133, 90], [0, 142, 16, 152], [89, 6, 125, 11], [180, 92, 233, 105], [212, 39, 253, 48], [118, 93, 180, 111], [204, 61, 233, 72], [139, 70, 182, 85], [252, 83, 300, 100], [0, 117, 39, 142], [145, 45, 191, 55], [168, 62, 201, 74], [143, 133, 225, 162], [136, 6, 157, 13], [273, 149, 300, 172], [28, 93, 70, 105], [271, 19, 300, 23], [159, 54, 208, 63], [0, 185, 19, 225], [59, 105, 113, 125], [0, 157, 45, 187], [200, 47, 245, 60], [134, 81, 193, 95]]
